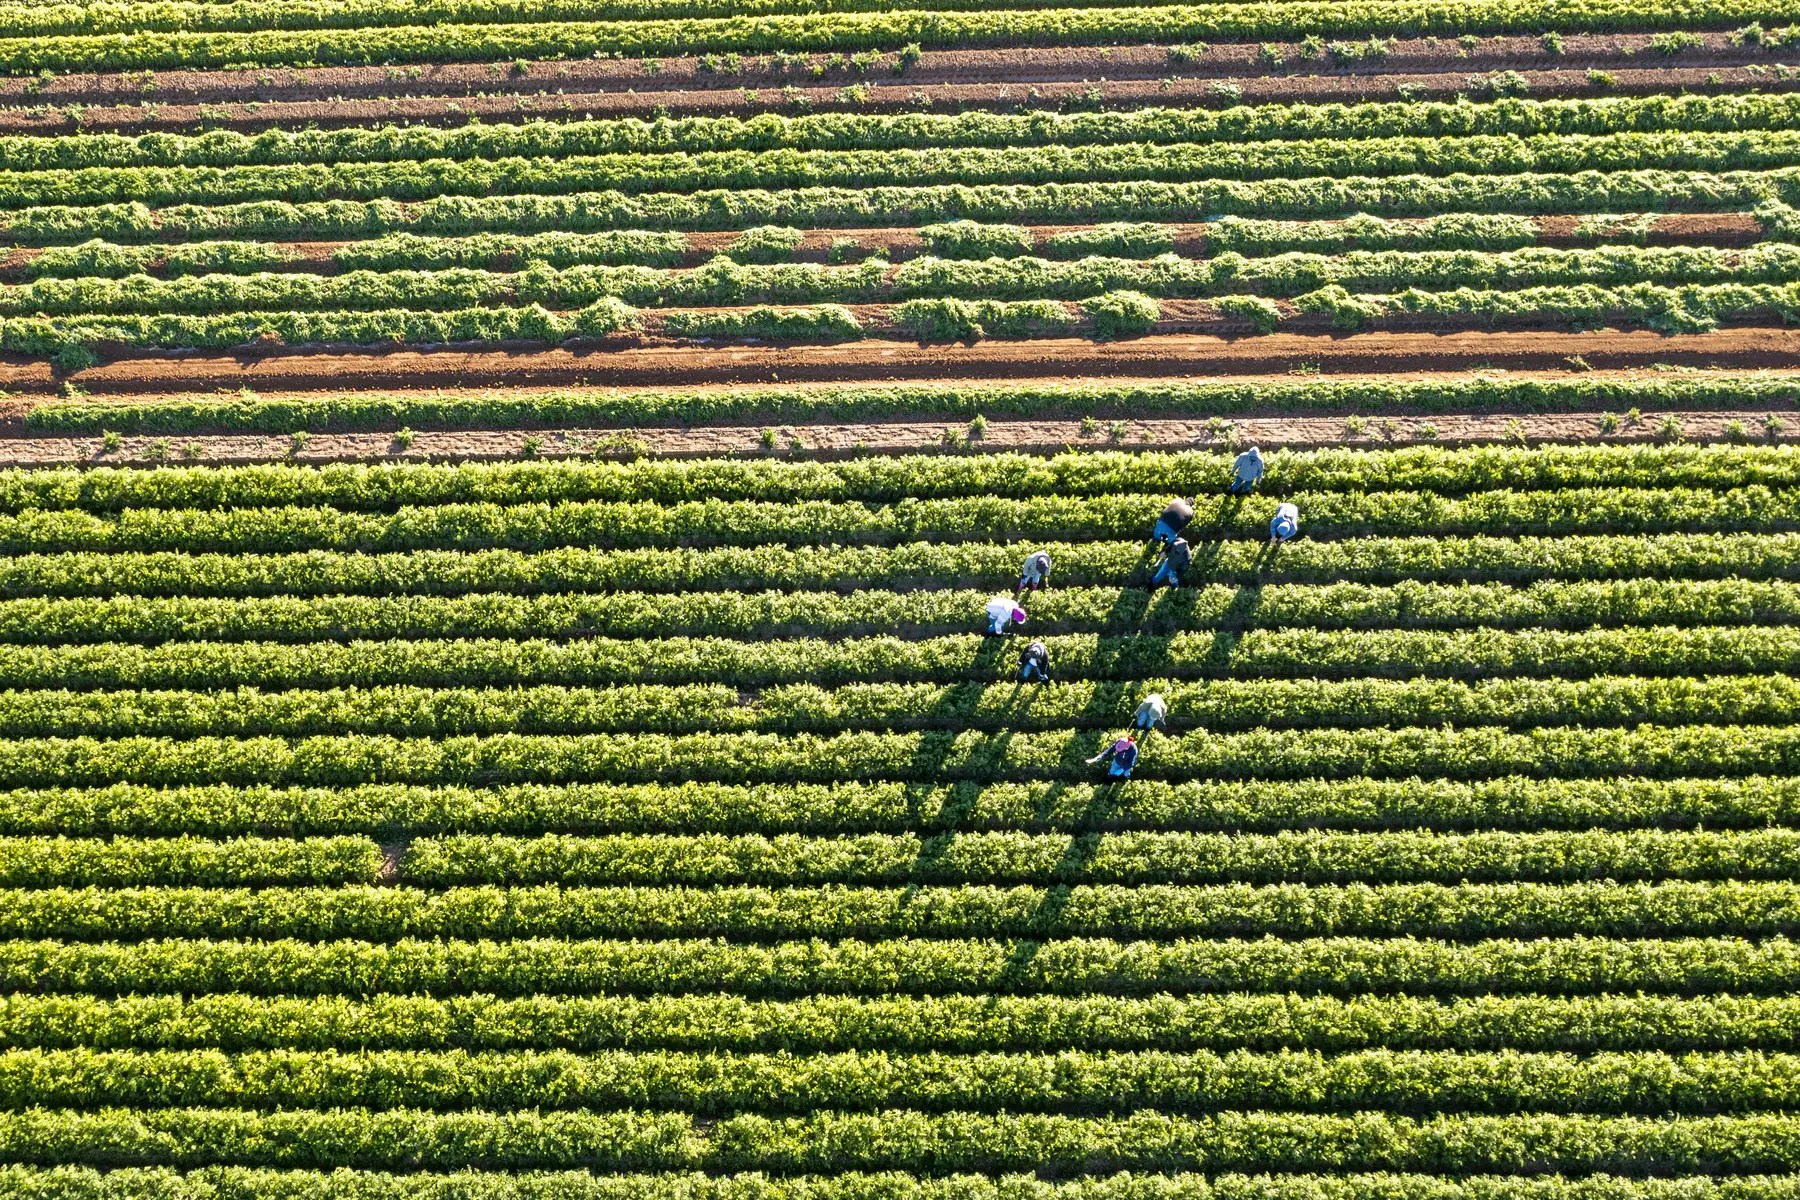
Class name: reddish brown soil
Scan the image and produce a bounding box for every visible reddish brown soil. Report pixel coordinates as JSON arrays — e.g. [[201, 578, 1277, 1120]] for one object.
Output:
[[14, 329, 1800, 395], [17, 409, 1790, 468], [5, 63, 1785, 134], [0, 34, 1770, 108]]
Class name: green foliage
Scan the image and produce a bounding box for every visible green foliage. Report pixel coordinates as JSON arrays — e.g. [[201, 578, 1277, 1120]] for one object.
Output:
[[1079, 290, 1159, 338]]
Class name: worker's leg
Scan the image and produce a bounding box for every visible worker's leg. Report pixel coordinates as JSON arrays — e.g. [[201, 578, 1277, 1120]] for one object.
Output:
[[1150, 518, 1176, 545], [1020, 660, 1042, 682], [1150, 560, 1176, 588], [1108, 763, 1131, 780], [988, 616, 1006, 635]]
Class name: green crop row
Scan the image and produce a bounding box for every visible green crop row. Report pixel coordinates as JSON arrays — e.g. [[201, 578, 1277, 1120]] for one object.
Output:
[[5, 1167, 1800, 1200], [0, 774, 1793, 837], [16, 367, 1797, 443], [5, 934, 1795, 998], [0, 0, 1783, 70], [18, 210, 1656, 284], [4, 533, 1798, 600], [8, 577, 1794, 647], [4, 673, 1796, 740], [8, 130, 1800, 214], [1, 1106, 1798, 1172], [0, 488, 1785, 555], [0, 836, 378, 888], [1, 719, 1796, 787], [19, 95, 1799, 175], [1, 445, 1785, 515], [400, 826, 1800, 887], [5, 624, 1792, 690], [10, 167, 1795, 250], [6, 990, 1798, 1053], [4, 878, 1799, 940], [18, 244, 1800, 320], [0, 1045, 1794, 1115]]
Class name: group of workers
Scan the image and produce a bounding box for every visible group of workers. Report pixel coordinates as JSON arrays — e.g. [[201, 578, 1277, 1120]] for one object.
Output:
[[982, 447, 1293, 783]]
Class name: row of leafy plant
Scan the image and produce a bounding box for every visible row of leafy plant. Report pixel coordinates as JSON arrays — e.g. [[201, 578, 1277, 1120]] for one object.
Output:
[[0, 773, 1792, 836]]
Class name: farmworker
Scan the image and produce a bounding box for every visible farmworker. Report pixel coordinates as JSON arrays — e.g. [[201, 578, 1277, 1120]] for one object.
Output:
[[1087, 732, 1140, 781], [1150, 497, 1195, 547], [1150, 536, 1191, 589], [1018, 640, 1052, 684], [1229, 446, 1266, 495], [1016, 549, 1053, 594], [1269, 501, 1300, 545], [986, 594, 1027, 636], [1133, 693, 1168, 735]]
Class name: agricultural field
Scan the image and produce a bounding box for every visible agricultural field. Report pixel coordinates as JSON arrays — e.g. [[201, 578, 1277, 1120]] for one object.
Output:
[[1, 0, 1800, 1196]]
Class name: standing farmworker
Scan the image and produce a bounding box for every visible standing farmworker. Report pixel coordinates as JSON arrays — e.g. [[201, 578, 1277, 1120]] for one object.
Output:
[[1018, 640, 1052, 684], [1269, 501, 1300, 545], [1087, 732, 1140, 781], [1230, 446, 1266, 495], [1133, 692, 1169, 734], [1151, 497, 1195, 547], [1150, 536, 1191, 589], [1016, 549, 1052, 594], [985, 594, 1027, 636]]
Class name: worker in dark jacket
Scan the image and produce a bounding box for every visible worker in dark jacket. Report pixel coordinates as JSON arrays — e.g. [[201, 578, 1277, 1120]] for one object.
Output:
[[1087, 733, 1139, 781], [1018, 640, 1052, 684], [1150, 497, 1194, 547], [1230, 446, 1266, 495], [1150, 536, 1191, 588]]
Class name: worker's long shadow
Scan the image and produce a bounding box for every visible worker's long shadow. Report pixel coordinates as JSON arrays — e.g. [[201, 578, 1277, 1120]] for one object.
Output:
[[899, 633, 1016, 900]]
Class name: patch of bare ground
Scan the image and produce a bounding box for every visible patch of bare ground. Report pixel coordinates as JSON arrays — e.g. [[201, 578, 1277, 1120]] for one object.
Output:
[[9, 329, 1800, 395], [0, 34, 1775, 108], [22, 410, 1791, 467], [5, 65, 1788, 133]]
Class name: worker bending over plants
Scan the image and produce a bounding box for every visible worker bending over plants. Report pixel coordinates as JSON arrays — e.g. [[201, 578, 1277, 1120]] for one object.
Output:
[[1230, 446, 1265, 494], [1016, 549, 1052, 594], [1018, 640, 1052, 683]]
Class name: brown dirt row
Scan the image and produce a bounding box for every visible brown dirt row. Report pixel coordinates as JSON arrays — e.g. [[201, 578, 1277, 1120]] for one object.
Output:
[[0, 212, 1764, 279], [4, 62, 1788, 135], [20, 409, 1791, 468], [0, 33, 1777, 108], [15, 328, 1800, 395]]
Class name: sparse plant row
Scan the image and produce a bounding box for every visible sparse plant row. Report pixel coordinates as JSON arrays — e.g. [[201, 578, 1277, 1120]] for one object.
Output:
[[0, 722, 1795, 791], [7, 129, 1800, 213], [14, 212, 1703, 282], [7, 933, 1797, 998], [9, 990, 1800, 1053], [2, 774, 1794, 837], [10, 444, 1781, 516], [4, 1168, 1800, 1200], [9, 166, 1797, 249], [6, 878, 1800, 941], [400, 825, 1800, 887], [0, 1045, 1797, 1115], [6, 533, 1800, 600], [20, 244, 1800, 320], [4, 578, 1794, 648], [0, 487, 1785, 555], [2, 1105, 1800, 1174], [11, 94, 1799, 175], [5, 624, 1793, 690], [14, 279, 1800, 358], [0, 1, 1785, 73], [25, 374, 1800, 436], [2, 672, 1795, 743]]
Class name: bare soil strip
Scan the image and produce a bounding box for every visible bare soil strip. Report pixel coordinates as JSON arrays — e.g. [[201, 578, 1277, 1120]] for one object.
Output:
[[5, 64, 1787, 134], [14, 329, 1800, 395], [18, 409, 1788, 467], [0, 35, 1771, 109]]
